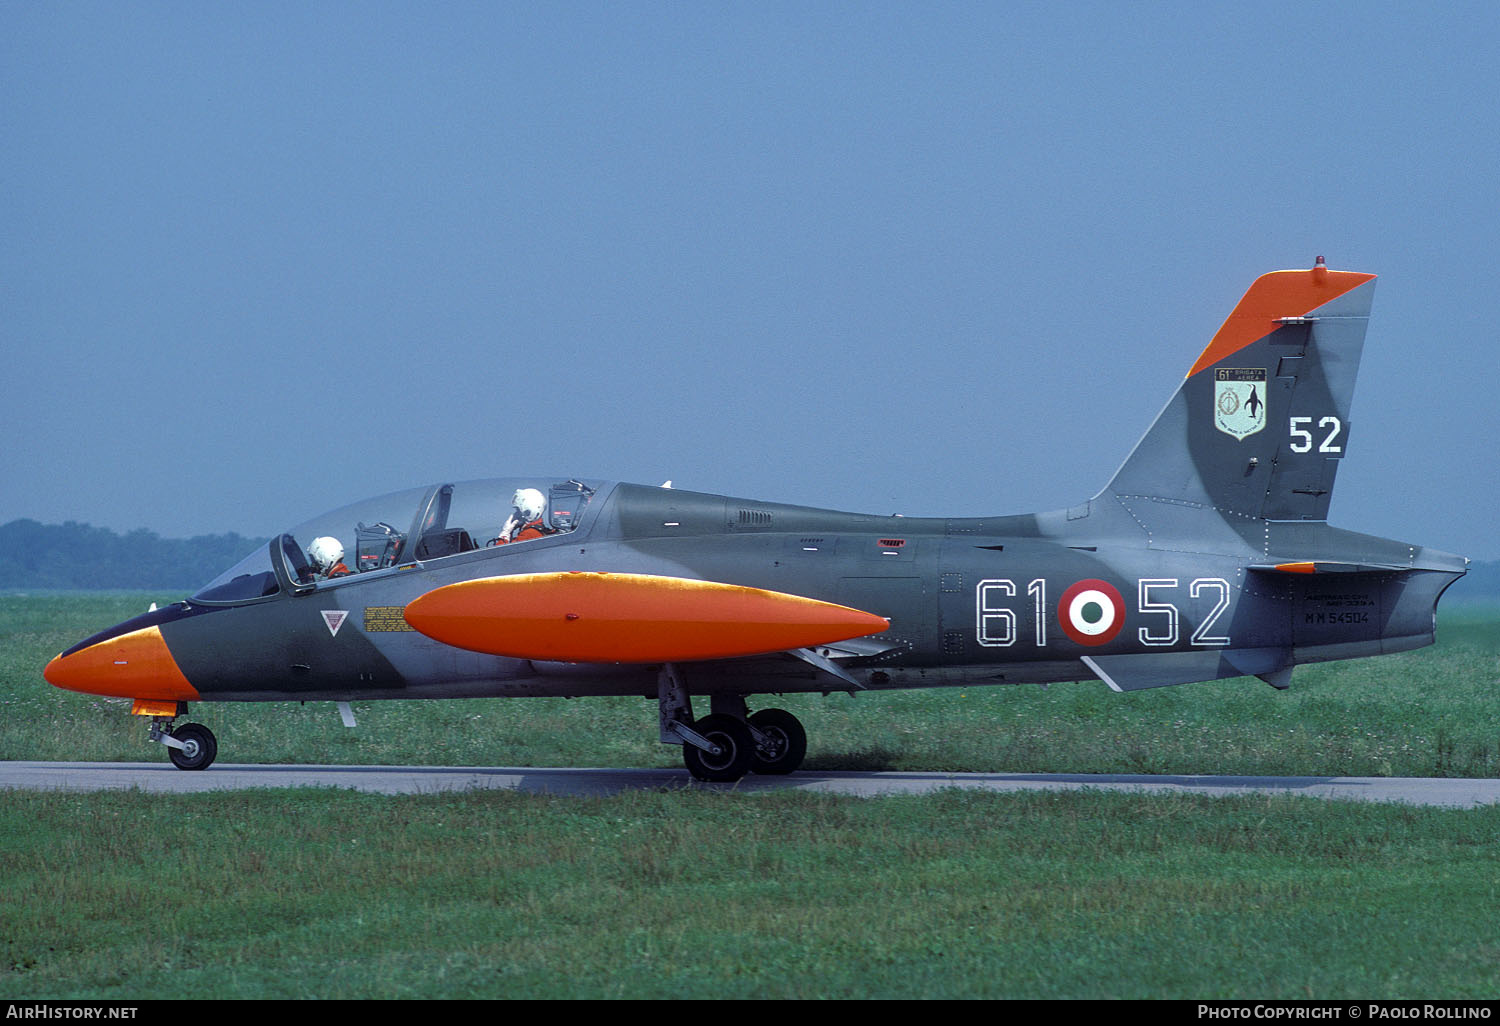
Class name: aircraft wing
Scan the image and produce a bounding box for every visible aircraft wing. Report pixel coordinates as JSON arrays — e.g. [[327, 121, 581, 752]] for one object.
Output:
[[666, 640, 908, 691]]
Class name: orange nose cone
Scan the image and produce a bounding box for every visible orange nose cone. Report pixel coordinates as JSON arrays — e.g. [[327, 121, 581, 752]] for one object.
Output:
[[44, 625, 199, 701]]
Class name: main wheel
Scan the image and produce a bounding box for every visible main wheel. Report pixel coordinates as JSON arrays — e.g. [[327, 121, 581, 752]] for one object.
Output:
[[682, 714, 754, 782], [748, 708, 807, 775], [168, 722, 218, 771]]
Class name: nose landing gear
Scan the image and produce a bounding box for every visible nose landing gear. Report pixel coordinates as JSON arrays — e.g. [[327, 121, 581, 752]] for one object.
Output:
[[142, 707, 219, 771]]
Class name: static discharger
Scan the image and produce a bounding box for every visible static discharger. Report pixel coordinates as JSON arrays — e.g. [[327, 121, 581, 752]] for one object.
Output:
[[402, 571, 890, 663]]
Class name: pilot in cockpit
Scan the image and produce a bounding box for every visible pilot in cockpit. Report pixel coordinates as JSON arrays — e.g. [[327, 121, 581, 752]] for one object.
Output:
[[308, 536, 351, 579], [492, 488, 552, 545]]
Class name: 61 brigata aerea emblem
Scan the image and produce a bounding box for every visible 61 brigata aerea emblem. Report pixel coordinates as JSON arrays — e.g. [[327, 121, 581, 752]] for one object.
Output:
[[1213, 367, 1267, 439]]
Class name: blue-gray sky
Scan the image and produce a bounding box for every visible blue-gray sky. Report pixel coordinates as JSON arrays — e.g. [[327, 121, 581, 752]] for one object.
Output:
[[5, 2, 1497, 560]]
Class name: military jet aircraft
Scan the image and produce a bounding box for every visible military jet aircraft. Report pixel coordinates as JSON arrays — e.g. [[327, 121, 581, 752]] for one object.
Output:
[[44, 259, 1467, 780]]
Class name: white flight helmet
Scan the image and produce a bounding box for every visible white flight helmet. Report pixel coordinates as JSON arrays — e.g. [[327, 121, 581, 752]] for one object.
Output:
[[308, 536, 344, 572], [511, 488, 546, 525]]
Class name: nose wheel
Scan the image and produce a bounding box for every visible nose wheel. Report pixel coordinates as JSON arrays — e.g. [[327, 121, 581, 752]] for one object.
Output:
[[167, 723, 218, 770], [149, 717, 219, 771]]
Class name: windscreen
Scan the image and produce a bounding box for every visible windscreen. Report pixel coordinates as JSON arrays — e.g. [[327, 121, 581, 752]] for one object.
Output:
[[190, 479, 604, 603]]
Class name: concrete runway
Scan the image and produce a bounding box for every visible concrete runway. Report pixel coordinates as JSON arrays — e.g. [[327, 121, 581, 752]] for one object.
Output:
[[3, 761, 1499, 807]]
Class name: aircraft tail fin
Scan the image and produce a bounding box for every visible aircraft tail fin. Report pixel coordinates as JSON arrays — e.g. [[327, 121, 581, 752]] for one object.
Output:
[[1100, 258, 1377, 521]]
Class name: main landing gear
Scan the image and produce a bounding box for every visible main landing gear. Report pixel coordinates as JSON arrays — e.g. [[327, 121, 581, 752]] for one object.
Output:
[[657, 665, 807, 782], [137, 672, 805, 781], [146, 712, 219, 771]]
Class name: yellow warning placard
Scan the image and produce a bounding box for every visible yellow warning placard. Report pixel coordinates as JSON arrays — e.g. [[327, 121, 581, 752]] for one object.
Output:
[[363, 606, 415, 632]]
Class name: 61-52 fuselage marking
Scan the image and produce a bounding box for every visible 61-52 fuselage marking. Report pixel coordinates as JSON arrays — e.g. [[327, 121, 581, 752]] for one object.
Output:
[[976, 577, 1234, 650]]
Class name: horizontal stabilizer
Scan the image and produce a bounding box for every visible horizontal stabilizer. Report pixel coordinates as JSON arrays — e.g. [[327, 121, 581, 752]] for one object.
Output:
[[403, 571, 889, 663], [1249, 561, 1413, 575]]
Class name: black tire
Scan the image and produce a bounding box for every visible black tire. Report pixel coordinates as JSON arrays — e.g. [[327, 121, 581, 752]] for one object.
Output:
[[748, 708, 807, 775], [682, 714, 754, 782], [167, 722, 217, 771]]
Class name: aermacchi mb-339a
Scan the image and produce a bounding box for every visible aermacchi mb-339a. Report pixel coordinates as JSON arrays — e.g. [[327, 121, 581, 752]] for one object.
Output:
[[45, 259, 1467, 781]]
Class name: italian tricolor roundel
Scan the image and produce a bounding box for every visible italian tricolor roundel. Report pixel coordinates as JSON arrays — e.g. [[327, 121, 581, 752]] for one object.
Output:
[[1059, 579, 1125, 646]]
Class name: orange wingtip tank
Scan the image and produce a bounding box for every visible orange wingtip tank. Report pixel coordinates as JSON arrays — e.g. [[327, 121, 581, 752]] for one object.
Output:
[[402, 571, 890, 663], [43, 625, 200, 701]]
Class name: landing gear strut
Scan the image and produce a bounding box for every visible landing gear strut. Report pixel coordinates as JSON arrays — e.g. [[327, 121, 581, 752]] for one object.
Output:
[[657, 665, 807, 782]]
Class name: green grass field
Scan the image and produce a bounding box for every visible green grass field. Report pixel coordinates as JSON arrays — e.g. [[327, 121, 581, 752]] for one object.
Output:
[[3, 593, 1498, 999], [4, 787, 1499, 999]]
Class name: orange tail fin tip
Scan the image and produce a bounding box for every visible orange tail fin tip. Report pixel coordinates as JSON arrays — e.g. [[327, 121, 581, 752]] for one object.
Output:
[[1187, 260, 1376, 377]]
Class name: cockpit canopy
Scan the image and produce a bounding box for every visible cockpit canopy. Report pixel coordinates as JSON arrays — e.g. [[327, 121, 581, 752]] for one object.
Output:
[[192, 478, 601, 604]]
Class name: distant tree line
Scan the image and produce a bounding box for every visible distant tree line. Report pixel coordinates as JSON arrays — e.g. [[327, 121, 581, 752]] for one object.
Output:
[[1, 517, 1495, 602], [0, 519, 269, 592]]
